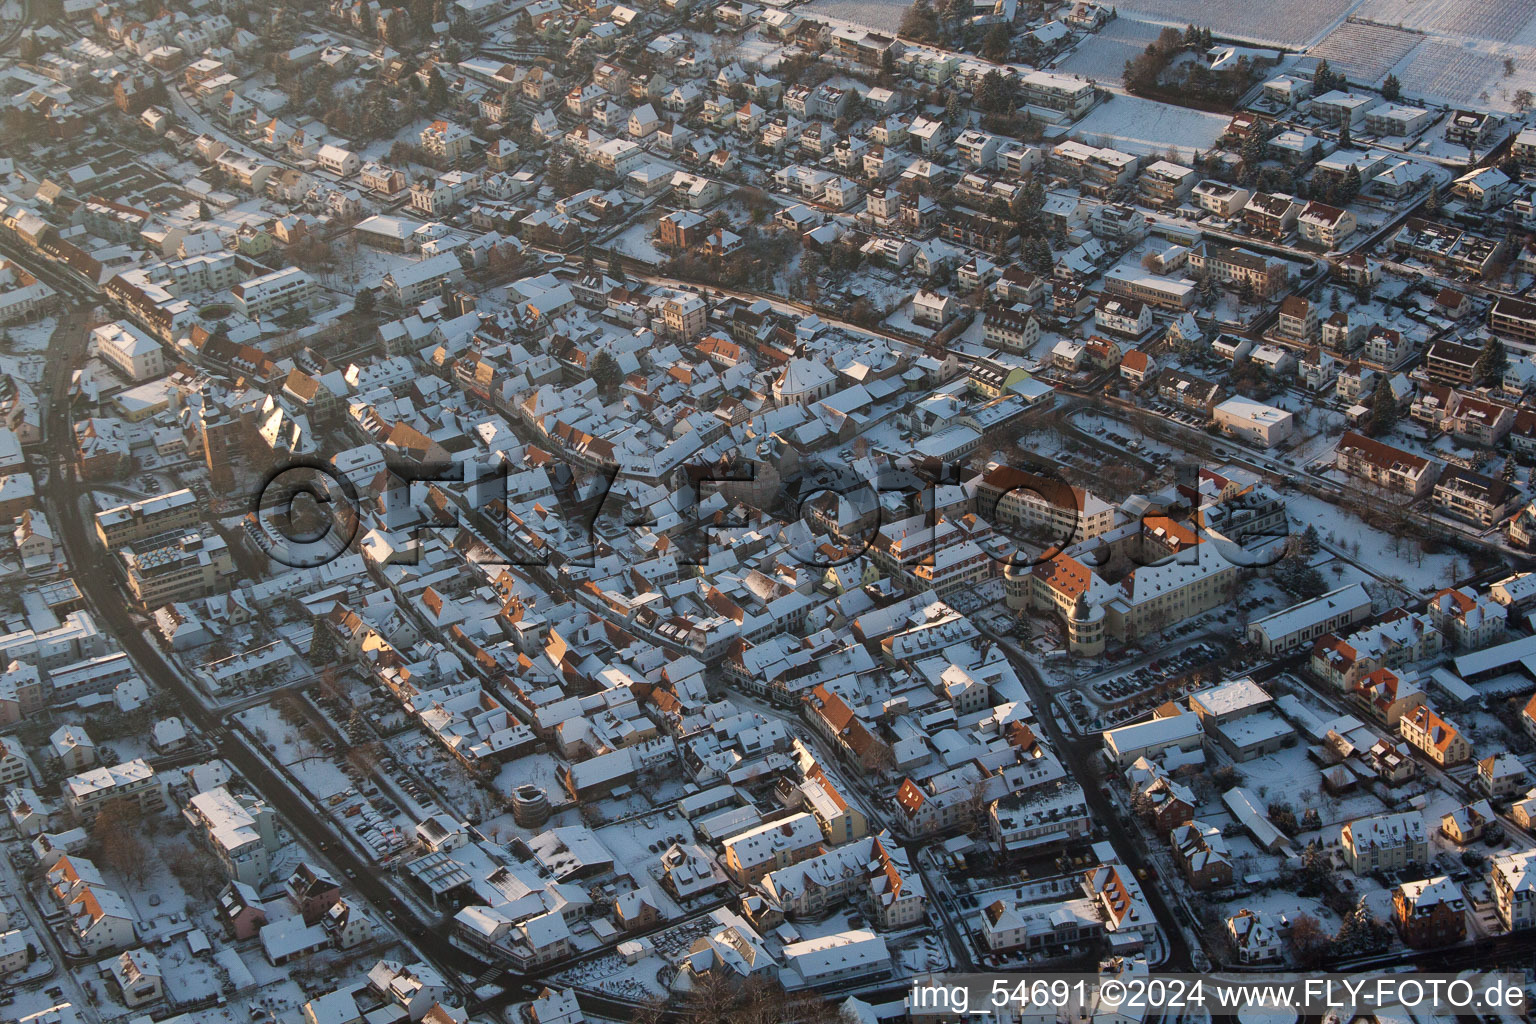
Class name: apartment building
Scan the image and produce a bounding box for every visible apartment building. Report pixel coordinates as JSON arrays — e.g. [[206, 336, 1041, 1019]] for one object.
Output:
[[1489, 296, 1536, 345], [1187, 241, 1289, 298], [1243, 192, 1301, 239], [663, 293, 707, 340], [419, 120, 472, 163], [1191, 180, 1252, 218], [1297, 201, 1356, 248], [1488, 849, 1535, 932], [1157, 369, 1223, 415], [65, 758, 166, 823], [720, 812, 824, 884], [1393, 877, 1467, 948], [1424, 339, 1483, 385], [120, 532, 233, 608], [94, 489, 199, 550], [1334, 432, 1440, 497], [1018, 70, 1097, 120], [1340, 811, 1427, 875], [230, 266, 316, 319], [1399, 704, 1472, 766], [981, 306, 1040, 353], [1433, 467, 1515, 527], [185, 786, 280, 886], [1139, 161, 1196, 208], [91, 321, 165, 381], [973, 465, 1116, 542]]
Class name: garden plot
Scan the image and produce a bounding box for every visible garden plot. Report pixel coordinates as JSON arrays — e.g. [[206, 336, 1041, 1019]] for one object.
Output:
[[1056, 16, 1166, 86], [1306, 22, 1423, 87], [1070, 94, 1228, 161], [1109, 0, 1354, 48]]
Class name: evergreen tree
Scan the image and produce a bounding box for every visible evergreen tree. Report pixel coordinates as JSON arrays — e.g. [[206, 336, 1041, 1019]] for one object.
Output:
[[943, 91, 966, 126], [1337, 119, 1351, 149], [608, 250, 627, 281], [1340, 164, 1362, 203], [1424, 181, 1440, 215], [1474, 337, 1508, 383], [1382, 73, 1401, 101], [1368, 378, 1397, 436], [197, 201, 211, 221], [899, 0, 941, 43], [354, 287, 376, 315], [1313, 58, 1333, 93], [982, 23, 1010, 61], [591, 349, 622, 391], [425, 66, 450, 110]]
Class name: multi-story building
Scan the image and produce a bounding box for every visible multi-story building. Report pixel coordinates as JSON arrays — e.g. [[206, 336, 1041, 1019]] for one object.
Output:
[[1399, 704, 1472, 766], [419, 119, 472, 164], [1187, 242, 1289, 298], [1191, 180, 1252, 218], [1433, 467, 1515, 527], [1170, 821, 1233, 890], [1334, 432, 1440, 497], [662, 293, 707, 341], [981, 306, 1040, 353], [1423, 339, 1483, 385], [230, 267, 316, 319], [64, 758, 165, 822], [973, 466, 1116, 542], [1444, 109, 1500, 149], [91, 321, 165, 381], [1297, 201, 1356, 248], [120, 532, 233, 608], [1139, 161, 1196, 208], [94, 489, 199, 550], [1243, 192, 1301, 239], [1157, 369, 1223, 415], [1488, 849, 1535, 932], [1489, 296, 1536, 345], [720, 812, 824, 884], [184, 786, 280, 886], [1340, 811, 1427, 875], [1393, 877, 1466, 948]]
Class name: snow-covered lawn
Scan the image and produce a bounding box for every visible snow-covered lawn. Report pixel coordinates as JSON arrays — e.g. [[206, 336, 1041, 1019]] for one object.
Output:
[[1070, 95, 1229, 162], [1281, 490, 1462, 595]]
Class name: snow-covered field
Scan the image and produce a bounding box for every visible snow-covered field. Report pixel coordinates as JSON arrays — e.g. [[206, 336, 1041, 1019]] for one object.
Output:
[[1354, 0, 1534, 43], [1070, 95, 1228, 160], [1306, 22, 1423, 87], [1383, 39, 1536, 113], [1056, 16, 1166, 86], [1110, 0, 1353, 48], [798, 0, 904, 34]]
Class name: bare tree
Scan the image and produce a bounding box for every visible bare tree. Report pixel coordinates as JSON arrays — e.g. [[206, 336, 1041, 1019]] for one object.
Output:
[[94, 798, 150, 885]]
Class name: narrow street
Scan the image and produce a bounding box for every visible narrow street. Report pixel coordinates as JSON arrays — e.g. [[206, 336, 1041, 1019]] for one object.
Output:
[[977, 624, 1196, 971]]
